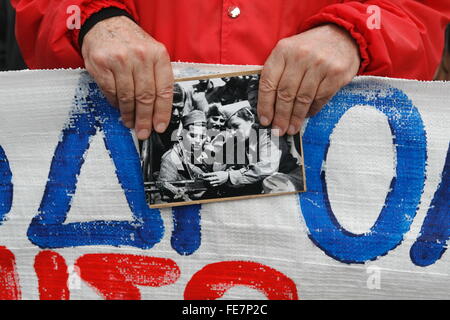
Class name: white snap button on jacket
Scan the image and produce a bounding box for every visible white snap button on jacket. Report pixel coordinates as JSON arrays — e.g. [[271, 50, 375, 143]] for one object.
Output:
[[227, 6, 241, 18]]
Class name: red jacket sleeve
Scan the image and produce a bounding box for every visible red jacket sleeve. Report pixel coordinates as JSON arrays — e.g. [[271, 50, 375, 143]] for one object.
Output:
[[11, 0, 138, 69], [301, 0, 450, 80]]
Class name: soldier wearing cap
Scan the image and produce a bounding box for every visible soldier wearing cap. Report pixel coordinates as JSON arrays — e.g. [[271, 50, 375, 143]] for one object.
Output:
[[157, 110, 211, 201], [204, 101, 303, 195], [141, 82, 188, 183], [160, 82, 210, 149]]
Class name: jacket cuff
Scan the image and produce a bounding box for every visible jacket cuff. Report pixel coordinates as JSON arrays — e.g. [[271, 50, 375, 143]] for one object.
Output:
[[78, 7, 135, 50], [300, 12, 370, 75], [71, 1, 137, 52]]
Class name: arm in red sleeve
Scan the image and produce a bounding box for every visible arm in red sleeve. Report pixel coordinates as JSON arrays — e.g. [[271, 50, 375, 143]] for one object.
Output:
[[301, 0, 450, 80], [11, 0, 139, 69]]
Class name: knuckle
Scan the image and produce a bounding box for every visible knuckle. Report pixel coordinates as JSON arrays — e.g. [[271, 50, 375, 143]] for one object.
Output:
[[109, 49, 128, 65], [276, 38, 293, 53], [327, 63, 346, 76], [312, 55, 327, 67], [90, 51, 109, 66], [277, 88, 296, 103], [117, 92, 134, 105], [295, 46, 311, 59], [136, 90, 156, 105], [295, 93, 314, 106], [157, 85, 174, 100], [258, 77, 277, 93], [132, 44, 149, 61]]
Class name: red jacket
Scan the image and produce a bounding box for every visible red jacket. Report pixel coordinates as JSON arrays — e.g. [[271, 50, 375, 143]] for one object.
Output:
[[11, 0, 450, 80]]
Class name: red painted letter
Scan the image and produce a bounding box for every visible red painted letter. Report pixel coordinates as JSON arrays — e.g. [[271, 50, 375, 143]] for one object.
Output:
[[184, 261, 298, 300], [35, 251, 69, 300], [0, 246, 21, 300], [76, 254, 180, 300]]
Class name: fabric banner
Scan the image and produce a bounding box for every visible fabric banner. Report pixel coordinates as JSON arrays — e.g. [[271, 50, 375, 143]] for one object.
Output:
[[0, 65, 448, 300]]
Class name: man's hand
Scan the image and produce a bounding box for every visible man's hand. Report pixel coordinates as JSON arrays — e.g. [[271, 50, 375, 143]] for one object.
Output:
[[257, 24, 361, 136], [203, 171, 229, 187], [81, 16, 174, 140]]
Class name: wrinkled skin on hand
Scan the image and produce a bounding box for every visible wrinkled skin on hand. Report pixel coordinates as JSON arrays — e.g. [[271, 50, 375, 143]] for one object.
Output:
[[82, 16, 174, 140], [257, 24, 361, 136], [203, 171, 229, 187], [82, 20, 360, 140]]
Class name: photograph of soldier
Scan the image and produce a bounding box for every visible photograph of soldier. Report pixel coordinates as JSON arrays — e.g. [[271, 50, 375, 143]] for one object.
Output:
[[140, 73, 306, 208], [156, 110, 212, 202], [204, 101, 304, 196]]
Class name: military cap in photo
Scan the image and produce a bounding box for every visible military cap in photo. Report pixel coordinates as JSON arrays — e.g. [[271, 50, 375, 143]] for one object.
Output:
[[182, 110, 206, 127], [219, 100, 252, 121]]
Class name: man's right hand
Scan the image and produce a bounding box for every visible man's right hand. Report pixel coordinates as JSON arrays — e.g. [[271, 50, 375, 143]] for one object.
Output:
[[81, 16, 174, 140]]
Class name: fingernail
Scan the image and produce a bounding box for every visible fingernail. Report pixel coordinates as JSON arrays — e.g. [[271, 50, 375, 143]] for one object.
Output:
[[155, 122, 167, 133], [288, 125, 297, 135], [260, 116, 269, 126], [137, 129, 150, 140]]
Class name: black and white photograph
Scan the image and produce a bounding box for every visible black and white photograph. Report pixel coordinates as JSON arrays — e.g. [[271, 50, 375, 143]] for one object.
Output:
[[139, 72, 306, 208]]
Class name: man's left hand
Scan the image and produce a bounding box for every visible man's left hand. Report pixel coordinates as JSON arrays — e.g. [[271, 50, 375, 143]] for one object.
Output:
[[203, 171, 229, 187], [257, 24, 361, 136]]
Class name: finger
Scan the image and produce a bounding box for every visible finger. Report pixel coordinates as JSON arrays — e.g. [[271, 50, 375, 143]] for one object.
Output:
[[114, 66, 136, 129], [287, 68, 323, 135], [306, 66, 356, 118], [85, 61, 118, 107], [203, 173, 214, 177], [100, 71, 119, 107], [257, 49, 285, 127], [272, 60, 305, 136], [306, 76, 339, 118], [152, 46, 174, 133], [133, 61, 156, 140]]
